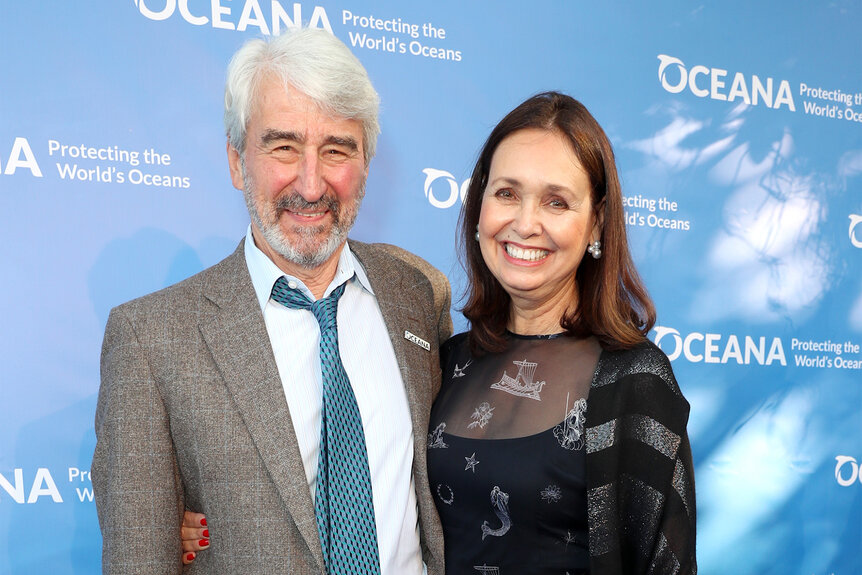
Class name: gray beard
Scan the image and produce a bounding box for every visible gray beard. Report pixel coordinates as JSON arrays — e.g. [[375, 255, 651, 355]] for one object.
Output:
[[242, 167, 364, 269]]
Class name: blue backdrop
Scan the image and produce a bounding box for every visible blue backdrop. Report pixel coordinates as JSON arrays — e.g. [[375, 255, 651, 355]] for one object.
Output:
[[1, 2, 860, 573]]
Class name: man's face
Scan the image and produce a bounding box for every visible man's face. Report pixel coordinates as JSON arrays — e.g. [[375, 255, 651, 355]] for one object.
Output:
[[228, 77, 368, 272]]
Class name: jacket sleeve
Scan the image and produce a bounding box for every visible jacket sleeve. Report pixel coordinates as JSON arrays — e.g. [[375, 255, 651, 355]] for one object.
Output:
[[646, 416, 697, 575], [434, 276, 453, 347], [586, 344, 697, 575], [92, 307, 185, 575]]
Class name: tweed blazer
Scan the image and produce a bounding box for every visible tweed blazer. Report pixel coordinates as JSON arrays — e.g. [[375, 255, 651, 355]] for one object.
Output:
[[92, 239, 452, 575]]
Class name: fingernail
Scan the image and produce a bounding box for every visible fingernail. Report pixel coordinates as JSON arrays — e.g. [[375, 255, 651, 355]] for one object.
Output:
[[186, 553, 195, 561], [200, 518, 207, 526], [200, 539, 210, 547], [203, 529, 209, 537]]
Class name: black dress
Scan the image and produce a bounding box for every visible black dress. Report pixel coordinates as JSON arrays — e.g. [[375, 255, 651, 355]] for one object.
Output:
[[428, 331, 602, 575]]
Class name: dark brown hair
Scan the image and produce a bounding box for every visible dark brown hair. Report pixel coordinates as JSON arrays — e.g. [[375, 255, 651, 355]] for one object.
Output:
[[460, 91, 655, 352]]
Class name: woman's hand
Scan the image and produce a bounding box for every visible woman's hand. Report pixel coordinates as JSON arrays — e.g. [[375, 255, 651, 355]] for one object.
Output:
[[180, 510, 209, 565]]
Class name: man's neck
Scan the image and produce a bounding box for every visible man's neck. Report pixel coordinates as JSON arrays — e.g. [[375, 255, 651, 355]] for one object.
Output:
[[251, 229, 345, 300]]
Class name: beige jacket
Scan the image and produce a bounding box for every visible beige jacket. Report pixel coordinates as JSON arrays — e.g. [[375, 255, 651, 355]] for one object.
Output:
[[93, 239, 451, 574]]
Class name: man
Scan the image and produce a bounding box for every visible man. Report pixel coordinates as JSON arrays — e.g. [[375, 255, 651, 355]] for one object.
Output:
[[92, 27, 450, 574]]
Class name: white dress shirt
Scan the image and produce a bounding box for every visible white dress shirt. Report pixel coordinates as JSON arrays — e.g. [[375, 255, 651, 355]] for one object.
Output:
[[244, 227, 423, 575]]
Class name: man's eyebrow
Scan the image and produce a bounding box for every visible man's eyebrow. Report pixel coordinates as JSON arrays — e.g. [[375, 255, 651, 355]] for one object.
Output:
[[260, 129, 304, 146], [323, 135, 359, 151], [258, 131, 359, 152]]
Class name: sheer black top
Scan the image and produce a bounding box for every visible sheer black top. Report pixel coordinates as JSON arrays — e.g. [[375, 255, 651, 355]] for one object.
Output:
[[427, 331, 602, 575]]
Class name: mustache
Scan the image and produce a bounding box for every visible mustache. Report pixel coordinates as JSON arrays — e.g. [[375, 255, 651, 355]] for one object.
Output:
[[275, 194, 340, 220]]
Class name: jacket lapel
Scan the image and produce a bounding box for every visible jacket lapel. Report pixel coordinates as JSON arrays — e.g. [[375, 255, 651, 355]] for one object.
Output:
[[197, 241, 325, 572], [350, 242, 443, 570], [350, 242, 434, 441]]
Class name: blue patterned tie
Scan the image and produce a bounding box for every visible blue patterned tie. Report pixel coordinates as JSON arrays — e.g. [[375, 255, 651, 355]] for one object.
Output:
[[271, 277, 381, 575]]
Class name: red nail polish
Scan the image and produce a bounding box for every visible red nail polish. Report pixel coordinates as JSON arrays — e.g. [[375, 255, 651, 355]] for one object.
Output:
[[203, 529, 209, 537], [200, 539, 210, 547], [186, 553, 195, 561], [200, 518, 207, 526]]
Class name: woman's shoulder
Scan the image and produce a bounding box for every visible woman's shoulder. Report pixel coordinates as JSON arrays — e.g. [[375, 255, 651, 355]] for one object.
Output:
[[590, 339, 691, 433], [441, 331, 470, 359], [596, 339, 682, 397]]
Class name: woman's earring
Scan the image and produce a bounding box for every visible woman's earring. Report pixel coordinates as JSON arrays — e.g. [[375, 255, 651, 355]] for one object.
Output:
[[587, 240, 602, 259], [475, 224, 480, 242]]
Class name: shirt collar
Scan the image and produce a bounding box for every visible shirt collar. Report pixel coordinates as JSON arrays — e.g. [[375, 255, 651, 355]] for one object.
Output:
[[243, 225, 374, 311]]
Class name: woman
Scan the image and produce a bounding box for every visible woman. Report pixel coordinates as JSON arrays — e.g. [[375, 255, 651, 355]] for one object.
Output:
[[182, 92, 697, 574], [425, 91, 696, 574]]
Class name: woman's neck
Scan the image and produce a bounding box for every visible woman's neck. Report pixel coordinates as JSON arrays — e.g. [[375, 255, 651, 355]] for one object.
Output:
[[507, 287, 577, 335]]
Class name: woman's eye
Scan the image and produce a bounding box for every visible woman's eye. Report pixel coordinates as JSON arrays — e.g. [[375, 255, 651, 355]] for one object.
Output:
[[549, 199, 568, 209]]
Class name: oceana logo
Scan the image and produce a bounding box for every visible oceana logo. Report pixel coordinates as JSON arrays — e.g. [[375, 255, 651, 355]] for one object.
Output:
[[652, 326, 787, 366], [0, 466, 95, 503], [0, 137, 42, 177], [834, 456, 862, 487], [849, 214, 862, 248], [657, 54, 795, 111], [133, 0, 332, 34], [422, 168, 469, 209]]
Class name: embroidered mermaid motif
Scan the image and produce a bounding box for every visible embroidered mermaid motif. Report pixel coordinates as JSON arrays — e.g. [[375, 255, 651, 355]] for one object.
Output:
[[481, 486, 512, 540]]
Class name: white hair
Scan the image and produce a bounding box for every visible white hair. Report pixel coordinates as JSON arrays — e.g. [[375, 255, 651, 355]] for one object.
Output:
[[224, 27, 380, 163]]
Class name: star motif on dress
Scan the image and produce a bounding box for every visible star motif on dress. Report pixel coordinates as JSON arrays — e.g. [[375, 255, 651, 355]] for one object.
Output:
[[464, 452, 480, 473]]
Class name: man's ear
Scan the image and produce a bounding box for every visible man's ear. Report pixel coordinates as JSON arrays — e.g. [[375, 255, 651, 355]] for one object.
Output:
[[227, 141, 244, 191]]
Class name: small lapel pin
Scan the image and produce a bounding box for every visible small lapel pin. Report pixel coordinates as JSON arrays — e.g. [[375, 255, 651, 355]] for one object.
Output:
[[404, 330, 431, 351]]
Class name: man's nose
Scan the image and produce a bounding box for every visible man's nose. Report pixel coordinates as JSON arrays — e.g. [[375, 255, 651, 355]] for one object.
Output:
[[294, 152, 326, 202]]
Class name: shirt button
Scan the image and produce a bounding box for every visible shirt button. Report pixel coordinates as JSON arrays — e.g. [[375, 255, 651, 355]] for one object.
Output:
[[287, 280, 297, 289]]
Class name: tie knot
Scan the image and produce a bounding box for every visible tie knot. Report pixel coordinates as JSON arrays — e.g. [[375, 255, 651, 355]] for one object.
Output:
[[271, 276, 345, 333]]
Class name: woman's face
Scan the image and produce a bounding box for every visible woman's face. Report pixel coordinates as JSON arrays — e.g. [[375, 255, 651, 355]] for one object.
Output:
[[478, 128, 599, 307]]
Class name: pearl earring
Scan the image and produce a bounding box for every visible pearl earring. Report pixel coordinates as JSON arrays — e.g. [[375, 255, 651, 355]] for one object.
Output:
[[587, 240, 602, 259]]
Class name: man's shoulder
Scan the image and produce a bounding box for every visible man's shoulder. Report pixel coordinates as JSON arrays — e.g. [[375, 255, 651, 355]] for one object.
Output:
[[110, 240, 246, 319], [349, 240, 451, 334], [349, 240, 442, 278], [349, 240, 449, 293]]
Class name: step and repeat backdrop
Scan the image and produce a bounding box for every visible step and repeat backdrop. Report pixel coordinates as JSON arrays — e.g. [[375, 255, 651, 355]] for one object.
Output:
[[1, 1, 860, 573]]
